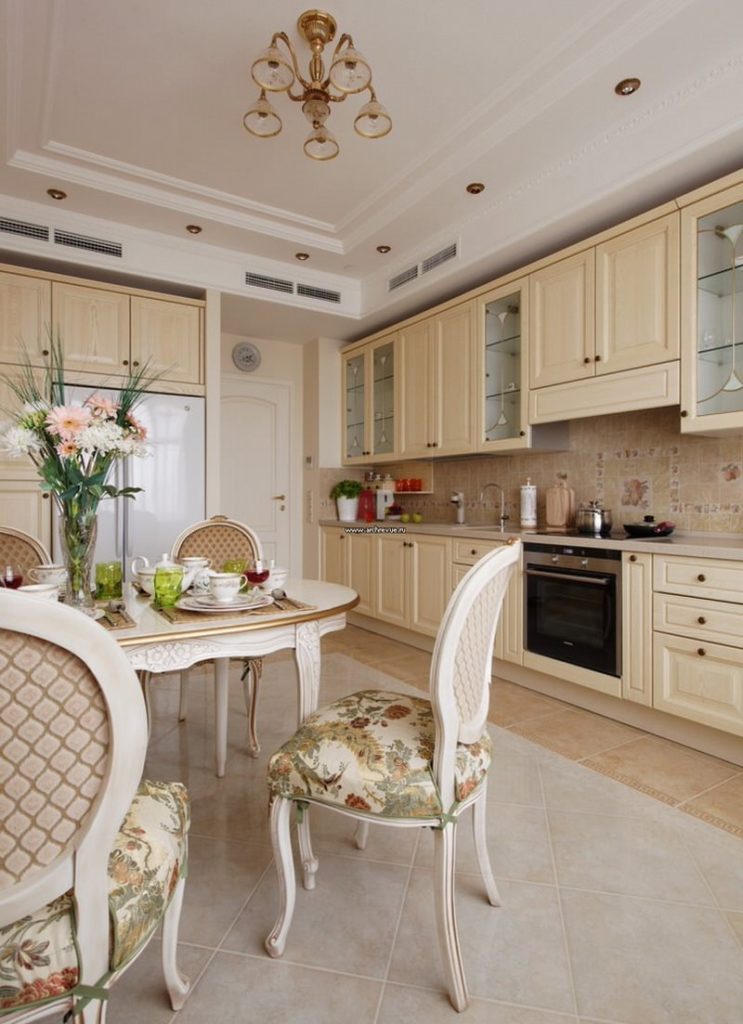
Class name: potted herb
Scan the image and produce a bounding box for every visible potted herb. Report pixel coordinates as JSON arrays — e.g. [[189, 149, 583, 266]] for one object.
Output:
[[330, 479, 363, 522]]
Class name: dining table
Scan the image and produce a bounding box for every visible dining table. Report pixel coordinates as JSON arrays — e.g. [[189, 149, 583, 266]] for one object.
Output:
[[109, 578, 359, 776]]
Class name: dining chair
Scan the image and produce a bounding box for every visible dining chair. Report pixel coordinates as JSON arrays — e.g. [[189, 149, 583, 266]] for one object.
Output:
[[263, 540, 521, 1012], [0, 526, 50, 581], [0, 590, 190, 1023], [170, 514, 265, 756]]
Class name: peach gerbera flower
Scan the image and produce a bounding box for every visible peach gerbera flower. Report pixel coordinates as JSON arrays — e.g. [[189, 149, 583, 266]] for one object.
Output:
[[85, 393, 118, 418], [45, 404, 91, 439], [127, 413, 147, 440], [56, 439, 78, 458]]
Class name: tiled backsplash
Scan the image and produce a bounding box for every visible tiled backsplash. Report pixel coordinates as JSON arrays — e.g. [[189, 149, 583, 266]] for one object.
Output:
[[360, 408, 743, 534]]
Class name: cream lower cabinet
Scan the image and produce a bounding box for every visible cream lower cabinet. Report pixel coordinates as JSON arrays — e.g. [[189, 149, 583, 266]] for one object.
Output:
[[653, 552, 743, 736], [376, 533, 451, 637], [319, 527, 375, 616], [622, 552, 653, 706], [451, 539, 522, 664]]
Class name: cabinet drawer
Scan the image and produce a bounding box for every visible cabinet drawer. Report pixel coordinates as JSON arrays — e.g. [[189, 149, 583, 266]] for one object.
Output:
[[654, 554, 743, 603], [654, 593, 743, 647], [653, 632, 743, 737], [452, 539, 503, 565]]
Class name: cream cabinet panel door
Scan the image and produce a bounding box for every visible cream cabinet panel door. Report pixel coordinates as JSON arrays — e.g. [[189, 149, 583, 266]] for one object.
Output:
[[400, 320, 434, 457], [595, 214, 680, 375], [409, 535, 451, 636], [320, 528, 345, 586], [434, 302, 476, 454], [622, 553, 653, 706], [0, 272, 51, 365], [51, 282, 130, 374], [529, 250, 595, 388], [0, 377, 44, 477], [376, 534, 408, 627], [131, 297, 202, 385], [495, 569, 523, 665], [0, 481, 51, 551], [346, 532, 375, 616], [653, 633, 743, 737]]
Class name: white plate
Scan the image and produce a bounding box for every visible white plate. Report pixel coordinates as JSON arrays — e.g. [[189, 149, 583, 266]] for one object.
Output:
[[177, 594, 273, 614], [189, 592, 267, 608]]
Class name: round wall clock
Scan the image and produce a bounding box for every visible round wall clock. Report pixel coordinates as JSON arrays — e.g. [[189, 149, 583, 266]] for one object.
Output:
[[232, 341, 261, 373]]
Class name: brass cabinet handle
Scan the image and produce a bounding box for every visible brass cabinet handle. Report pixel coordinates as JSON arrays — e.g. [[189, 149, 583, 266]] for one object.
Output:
[[42, 348, 49, 356], [629, 554, 637, 562], [583, 356, 591, 364], [42, 492, 50, 500], [594, 354, 601, 362], [681, 410, 688, 417], [470, 549, 477, 556], [697, 648, 706, 656], [122, 359, 129, 366], [519, 430, 526, 436], [133, 360, 140, 367], [272, 495, 286, 501], [697, 574, 706, 582], [697, 616, 706, 624]]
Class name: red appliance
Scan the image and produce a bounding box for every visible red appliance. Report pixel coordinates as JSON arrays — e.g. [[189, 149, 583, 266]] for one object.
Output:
[[358, 489, 375, 522]]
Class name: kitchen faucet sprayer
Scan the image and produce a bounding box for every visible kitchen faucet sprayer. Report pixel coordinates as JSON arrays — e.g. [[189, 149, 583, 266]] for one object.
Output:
[[479, 482, 508, 531]]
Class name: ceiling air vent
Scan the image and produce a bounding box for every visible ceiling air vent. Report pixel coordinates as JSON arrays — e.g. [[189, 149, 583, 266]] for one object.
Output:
[[421, 241, 457, 274], [297, 283, 341, 304], [388, 265, 419, 291], [0, 216, 49, 241], [245, 271, 294, 294], [53, 229, 123, 257]]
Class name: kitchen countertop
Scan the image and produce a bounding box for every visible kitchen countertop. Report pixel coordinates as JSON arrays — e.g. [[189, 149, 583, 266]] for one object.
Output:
[[320, 519, 743, 560]]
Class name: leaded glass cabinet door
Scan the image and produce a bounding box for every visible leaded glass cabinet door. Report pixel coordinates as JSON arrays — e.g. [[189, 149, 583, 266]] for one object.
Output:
[[371, 338, 395, 457], [477, 278, 531, 452], [682, 180, 743, 434], [343, 350, 367, 461]]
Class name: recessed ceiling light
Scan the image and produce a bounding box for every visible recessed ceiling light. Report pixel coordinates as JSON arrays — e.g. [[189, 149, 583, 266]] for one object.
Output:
[[295, 252, 310, 261], [376, 244, 391, 254], [46, 188, 67, 201], [615, 77, 641, 96], [466, 182, 485, 195], [185, 224, 202, 234]]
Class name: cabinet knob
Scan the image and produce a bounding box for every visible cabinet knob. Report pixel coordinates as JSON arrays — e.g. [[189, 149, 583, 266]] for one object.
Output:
[[697, 616, 706, 625], [583, 356, 591, 364], [629, 554, 637, 562], [594, 354, 601, 362], [122, 359, 129, 366], [133, 360, 140, 368], [681, 410, 688, 418], [470, 549, 477, 556], [42, 348, 49, 357], [697, 648, 706, 657], [42, 492, 50, 500], [519, 430, 525, 437], [697, 574, 706, 582], [432, 441, 438, 448]]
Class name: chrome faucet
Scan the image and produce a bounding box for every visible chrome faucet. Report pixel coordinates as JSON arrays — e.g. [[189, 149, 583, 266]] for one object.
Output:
[[479, 483, 509, 531]]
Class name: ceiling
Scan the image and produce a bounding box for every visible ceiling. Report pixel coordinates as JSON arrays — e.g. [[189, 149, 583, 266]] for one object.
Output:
[[2, 0, 743, 342]]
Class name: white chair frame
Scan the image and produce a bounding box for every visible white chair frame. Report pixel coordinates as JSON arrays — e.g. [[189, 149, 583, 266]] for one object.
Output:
[[0, 593, 189, 1023], [264, 540, 521, 1012], [169, 514, 265, 755]]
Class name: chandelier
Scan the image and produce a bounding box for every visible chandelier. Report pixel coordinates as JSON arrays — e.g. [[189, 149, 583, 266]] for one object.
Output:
[[242, 9, 392, 161]]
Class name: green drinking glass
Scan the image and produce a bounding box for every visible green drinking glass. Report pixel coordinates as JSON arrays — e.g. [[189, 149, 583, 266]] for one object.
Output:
[[95, 560, 123, 600], [153, 566, 184, 609]]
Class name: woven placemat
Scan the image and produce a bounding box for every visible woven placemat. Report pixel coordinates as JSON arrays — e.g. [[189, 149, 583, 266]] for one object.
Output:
[[96, 606, 137, 631], [155, 595, 315, 624]]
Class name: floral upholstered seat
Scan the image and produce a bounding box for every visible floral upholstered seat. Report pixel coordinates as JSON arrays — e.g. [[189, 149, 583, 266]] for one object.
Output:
[[0, 779, 189, 1014], [268, 690, 492, 819]]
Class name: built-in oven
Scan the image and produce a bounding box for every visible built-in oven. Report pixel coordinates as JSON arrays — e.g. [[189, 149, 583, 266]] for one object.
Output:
[[524, 542, 622, 677]]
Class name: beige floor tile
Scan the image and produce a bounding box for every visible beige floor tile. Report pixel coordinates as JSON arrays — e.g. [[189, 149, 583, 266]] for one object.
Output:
[[377, 983, 579, 1023], [107, 942, 212, 1024], [488, 750, 545, 807], [560, 888, 743, 1023], [680, 773, 743, 837], [583, 736, 740, 806], [174, 952, 382, 1024], [508, 708, 641, 761], [489, 679, 570, 727], [726, 911, 743, 947], [539, 758, 664, 819], [388, 871, 575, 1014], [306, 804, 421, 865], [676, 817, 743, 911]]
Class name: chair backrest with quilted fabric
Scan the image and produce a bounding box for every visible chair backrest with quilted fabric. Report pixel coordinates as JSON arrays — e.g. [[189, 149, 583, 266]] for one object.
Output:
[[0, 592, 148, 992], [171, 515, 263, 568], [0, 528, 51, 581], [429, 540, 520, 808]]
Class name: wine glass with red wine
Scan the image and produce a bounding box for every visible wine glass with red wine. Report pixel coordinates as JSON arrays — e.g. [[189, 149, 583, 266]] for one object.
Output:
[[1, 566, 23, 589], [245, 559, 269, 588]]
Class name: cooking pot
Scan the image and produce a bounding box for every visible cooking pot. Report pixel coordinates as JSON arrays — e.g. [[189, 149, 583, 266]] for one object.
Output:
[[575, 502, 613, 535]]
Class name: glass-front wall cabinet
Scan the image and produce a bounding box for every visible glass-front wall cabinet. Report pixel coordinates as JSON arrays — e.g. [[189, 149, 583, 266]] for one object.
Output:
[[477, 278, 530, 452], [342, 336, 397, 463], [682, 182, 743, 433]]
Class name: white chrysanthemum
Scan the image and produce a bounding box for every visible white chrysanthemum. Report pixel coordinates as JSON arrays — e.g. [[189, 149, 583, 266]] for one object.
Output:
[[76, 420, 124, 455], [115, 435, 150, 457], [0, 425, 42, 457]]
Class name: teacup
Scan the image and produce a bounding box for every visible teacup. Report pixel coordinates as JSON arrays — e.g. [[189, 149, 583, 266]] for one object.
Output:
[[131, 556, 195, 595], [28, 563, 67, 587], [18, 582, 59, 601], [208, 570, 249, 603]]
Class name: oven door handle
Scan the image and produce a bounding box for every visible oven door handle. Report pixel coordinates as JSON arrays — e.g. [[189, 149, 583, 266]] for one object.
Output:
[[524, 569, 612, 586]]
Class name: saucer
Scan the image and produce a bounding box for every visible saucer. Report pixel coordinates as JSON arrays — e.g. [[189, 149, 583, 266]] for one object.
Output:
[[178, 594, 273, 613]]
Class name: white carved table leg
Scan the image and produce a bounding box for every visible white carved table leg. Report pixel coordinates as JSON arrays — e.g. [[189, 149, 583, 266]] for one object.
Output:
[[294, 620, 322, 886], [214, 657, 230, 778]]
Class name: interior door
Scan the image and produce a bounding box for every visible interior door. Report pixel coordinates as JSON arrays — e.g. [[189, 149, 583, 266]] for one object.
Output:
[[220, 378, 292, 569]]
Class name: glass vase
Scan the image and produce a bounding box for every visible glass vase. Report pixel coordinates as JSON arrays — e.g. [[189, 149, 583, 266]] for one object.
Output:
[[56, 500, 98, 614]]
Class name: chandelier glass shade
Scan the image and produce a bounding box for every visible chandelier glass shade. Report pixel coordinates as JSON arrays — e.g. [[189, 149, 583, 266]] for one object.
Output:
[[243, 9, 391, 161]]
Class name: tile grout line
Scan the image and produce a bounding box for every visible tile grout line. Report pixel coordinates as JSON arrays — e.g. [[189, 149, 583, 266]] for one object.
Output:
[[676, 769, 743, 808], [674, 821, 743, 951]]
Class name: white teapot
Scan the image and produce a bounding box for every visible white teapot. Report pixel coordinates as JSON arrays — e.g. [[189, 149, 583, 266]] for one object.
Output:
[[131, 553, 195, 596]]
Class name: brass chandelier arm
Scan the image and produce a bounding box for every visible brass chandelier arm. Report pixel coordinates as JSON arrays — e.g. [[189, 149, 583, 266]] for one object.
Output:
[[270, 31, 312, 91]]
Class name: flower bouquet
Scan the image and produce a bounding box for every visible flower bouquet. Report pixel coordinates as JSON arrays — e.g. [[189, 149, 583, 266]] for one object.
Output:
[[0, 336, 155, 612]]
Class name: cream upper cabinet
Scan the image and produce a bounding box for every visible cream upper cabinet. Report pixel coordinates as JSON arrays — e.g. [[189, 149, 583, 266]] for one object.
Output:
[[595, 213, 679, 375], [400, 301, 476, 457], [130, 297, 202, 385], [342, 334, 397, 464], [679, 179, 743, 434], [51, 281, 130, 374], [0, 272, 51, 365], [476, 278, 530, 452], [529, 249, 595, 389]]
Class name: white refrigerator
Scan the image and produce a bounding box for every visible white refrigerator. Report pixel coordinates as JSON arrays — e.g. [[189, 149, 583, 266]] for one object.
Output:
[[53, 386, 206, 578]]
